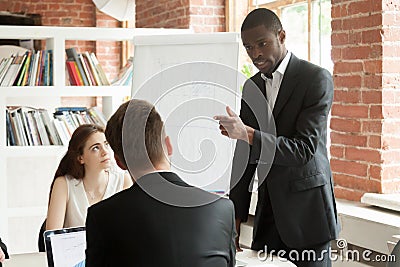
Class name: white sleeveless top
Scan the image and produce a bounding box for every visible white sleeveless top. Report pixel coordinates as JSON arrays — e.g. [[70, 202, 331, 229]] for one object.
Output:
[[63, 170, 125, 228]]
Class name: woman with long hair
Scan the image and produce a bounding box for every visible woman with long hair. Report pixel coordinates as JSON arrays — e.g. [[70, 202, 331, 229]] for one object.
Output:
[[46, 124, 132, 230]]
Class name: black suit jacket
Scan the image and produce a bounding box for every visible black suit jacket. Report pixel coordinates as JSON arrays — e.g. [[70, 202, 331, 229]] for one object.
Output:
[[230, 54, 339, 249], [86, 172, 236, 267]]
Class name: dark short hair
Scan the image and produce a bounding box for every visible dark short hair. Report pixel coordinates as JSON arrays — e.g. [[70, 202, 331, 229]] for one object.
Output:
[[105, 99, 165, 172], [241, 8, 283, 35]]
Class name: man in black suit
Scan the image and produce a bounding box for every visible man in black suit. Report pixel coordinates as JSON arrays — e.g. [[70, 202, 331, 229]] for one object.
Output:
[[85, 99, 236, 267], [215, 8, 339, 267], [0, 238, 9, 267]]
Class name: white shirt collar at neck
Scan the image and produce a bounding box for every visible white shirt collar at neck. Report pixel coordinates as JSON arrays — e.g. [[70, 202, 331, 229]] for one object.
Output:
[[261, 51, 291, 81]]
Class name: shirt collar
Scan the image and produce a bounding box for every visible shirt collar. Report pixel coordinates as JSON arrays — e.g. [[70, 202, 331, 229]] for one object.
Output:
[[261, 51, 291, 81]]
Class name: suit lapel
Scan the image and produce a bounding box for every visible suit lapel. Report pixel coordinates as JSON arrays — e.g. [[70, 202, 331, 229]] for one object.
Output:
[[272, 54, 300, 118], [251, 73, 266, 98]]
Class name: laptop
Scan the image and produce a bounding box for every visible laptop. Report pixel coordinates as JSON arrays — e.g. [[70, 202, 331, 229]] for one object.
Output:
[[43, 227, 86, 267]]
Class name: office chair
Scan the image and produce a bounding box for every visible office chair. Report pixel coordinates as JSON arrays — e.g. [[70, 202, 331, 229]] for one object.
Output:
[[387, 239, 400, 267], [38, 220, 46, 252]]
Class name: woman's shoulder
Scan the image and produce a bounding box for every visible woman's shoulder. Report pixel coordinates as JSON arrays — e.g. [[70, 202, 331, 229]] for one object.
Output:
[[108, 167, 125, 179], [51, 176, 69, 197], [56, 175, 82, 189], [108, 168, 129, 190], [53, 175, 68, 186]]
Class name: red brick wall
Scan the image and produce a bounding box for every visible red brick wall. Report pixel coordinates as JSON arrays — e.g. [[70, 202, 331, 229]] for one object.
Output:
[[136, 0, 190, 28], [189, 0, 225, 32], [1, 0, 96, 52], [331, 0, 400, 201], [0, 1, 95, 26], [135, 0, 225, 33], [95, 10, 121, 82]]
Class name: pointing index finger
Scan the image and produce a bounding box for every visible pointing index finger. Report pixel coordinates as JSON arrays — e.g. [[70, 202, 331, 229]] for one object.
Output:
[[226, 106, 237, 117]]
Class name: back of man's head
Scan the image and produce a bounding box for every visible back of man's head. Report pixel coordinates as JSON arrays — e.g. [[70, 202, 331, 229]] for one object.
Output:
[[241, 8, 282, 35], [105, 99, 166, 174]]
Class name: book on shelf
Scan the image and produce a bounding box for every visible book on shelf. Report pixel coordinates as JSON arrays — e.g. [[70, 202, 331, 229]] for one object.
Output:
[[0, 56, 15, 86], [65, 48, 110, 86], [29, 50, 40, 86], [1, 53, 27, 87], [90, 52, 110, 86], [15, 50, 32, 86], [66, 60, 82, 86], [5, 110, 15, 146], [52, 119, 70, 146], [87, 106, 107, 127], [111, 57, 133, 86], [78, 53, 93, 86], [65, 47, 89, 86], [55, 107, 88, 112], [83, 51, 101, 86], [25, 110, 41, 145], [40, 108, 63, 145], [33, 109, 51, 145]]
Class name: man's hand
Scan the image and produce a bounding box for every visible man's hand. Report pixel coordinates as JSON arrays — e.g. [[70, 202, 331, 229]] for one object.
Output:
[[214, 106, 254, 145]]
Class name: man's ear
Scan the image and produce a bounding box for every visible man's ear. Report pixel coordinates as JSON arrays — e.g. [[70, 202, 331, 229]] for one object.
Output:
[[165, 136, 173, 156], [278, 29, 286, 44], [114, 154, 127, 170]]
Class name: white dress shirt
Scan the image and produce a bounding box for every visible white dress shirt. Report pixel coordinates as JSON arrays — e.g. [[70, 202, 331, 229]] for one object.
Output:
[[260, 51, 292, 110]]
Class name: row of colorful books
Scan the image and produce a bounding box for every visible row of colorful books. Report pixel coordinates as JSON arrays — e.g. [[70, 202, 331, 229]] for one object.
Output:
[[0, 47, 112, 87], [65, 47, 110, 86], [6, 106, 107, 146], [0, 50, 53, 87]]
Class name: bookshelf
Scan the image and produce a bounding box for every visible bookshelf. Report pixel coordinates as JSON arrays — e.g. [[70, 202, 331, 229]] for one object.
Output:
[[0, 25, 189, 254]]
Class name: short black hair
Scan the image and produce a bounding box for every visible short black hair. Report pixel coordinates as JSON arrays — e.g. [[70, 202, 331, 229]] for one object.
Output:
[[241, 8, 282, 35]]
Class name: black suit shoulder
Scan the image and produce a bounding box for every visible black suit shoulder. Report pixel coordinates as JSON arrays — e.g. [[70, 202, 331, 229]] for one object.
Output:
[[89, 180, 235, 219], [86, 175, 236, 267]]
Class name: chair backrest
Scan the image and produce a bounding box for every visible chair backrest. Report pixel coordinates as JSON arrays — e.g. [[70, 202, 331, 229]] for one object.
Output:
[[38, 219, 46, 252], [387, 239, 400, 267], [0, 45, 27, 59]]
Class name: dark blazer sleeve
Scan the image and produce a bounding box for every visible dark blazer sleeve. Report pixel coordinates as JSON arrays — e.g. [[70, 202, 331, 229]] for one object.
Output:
[[228, 97, 257, 221], [85, 207, 106, 267], [229, 76, 268, 222]]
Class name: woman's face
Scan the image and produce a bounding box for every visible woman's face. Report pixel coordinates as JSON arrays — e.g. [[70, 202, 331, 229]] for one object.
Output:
[[78, 132, 111, 171]]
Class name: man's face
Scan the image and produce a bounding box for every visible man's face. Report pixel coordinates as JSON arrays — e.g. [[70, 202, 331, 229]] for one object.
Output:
[[241, 24, 286, 75]]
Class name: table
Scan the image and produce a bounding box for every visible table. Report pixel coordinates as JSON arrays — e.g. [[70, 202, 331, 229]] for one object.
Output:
[[4, 249, 295, 267], [3, 252, 47, 267], [237, 249, 296, 266]]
